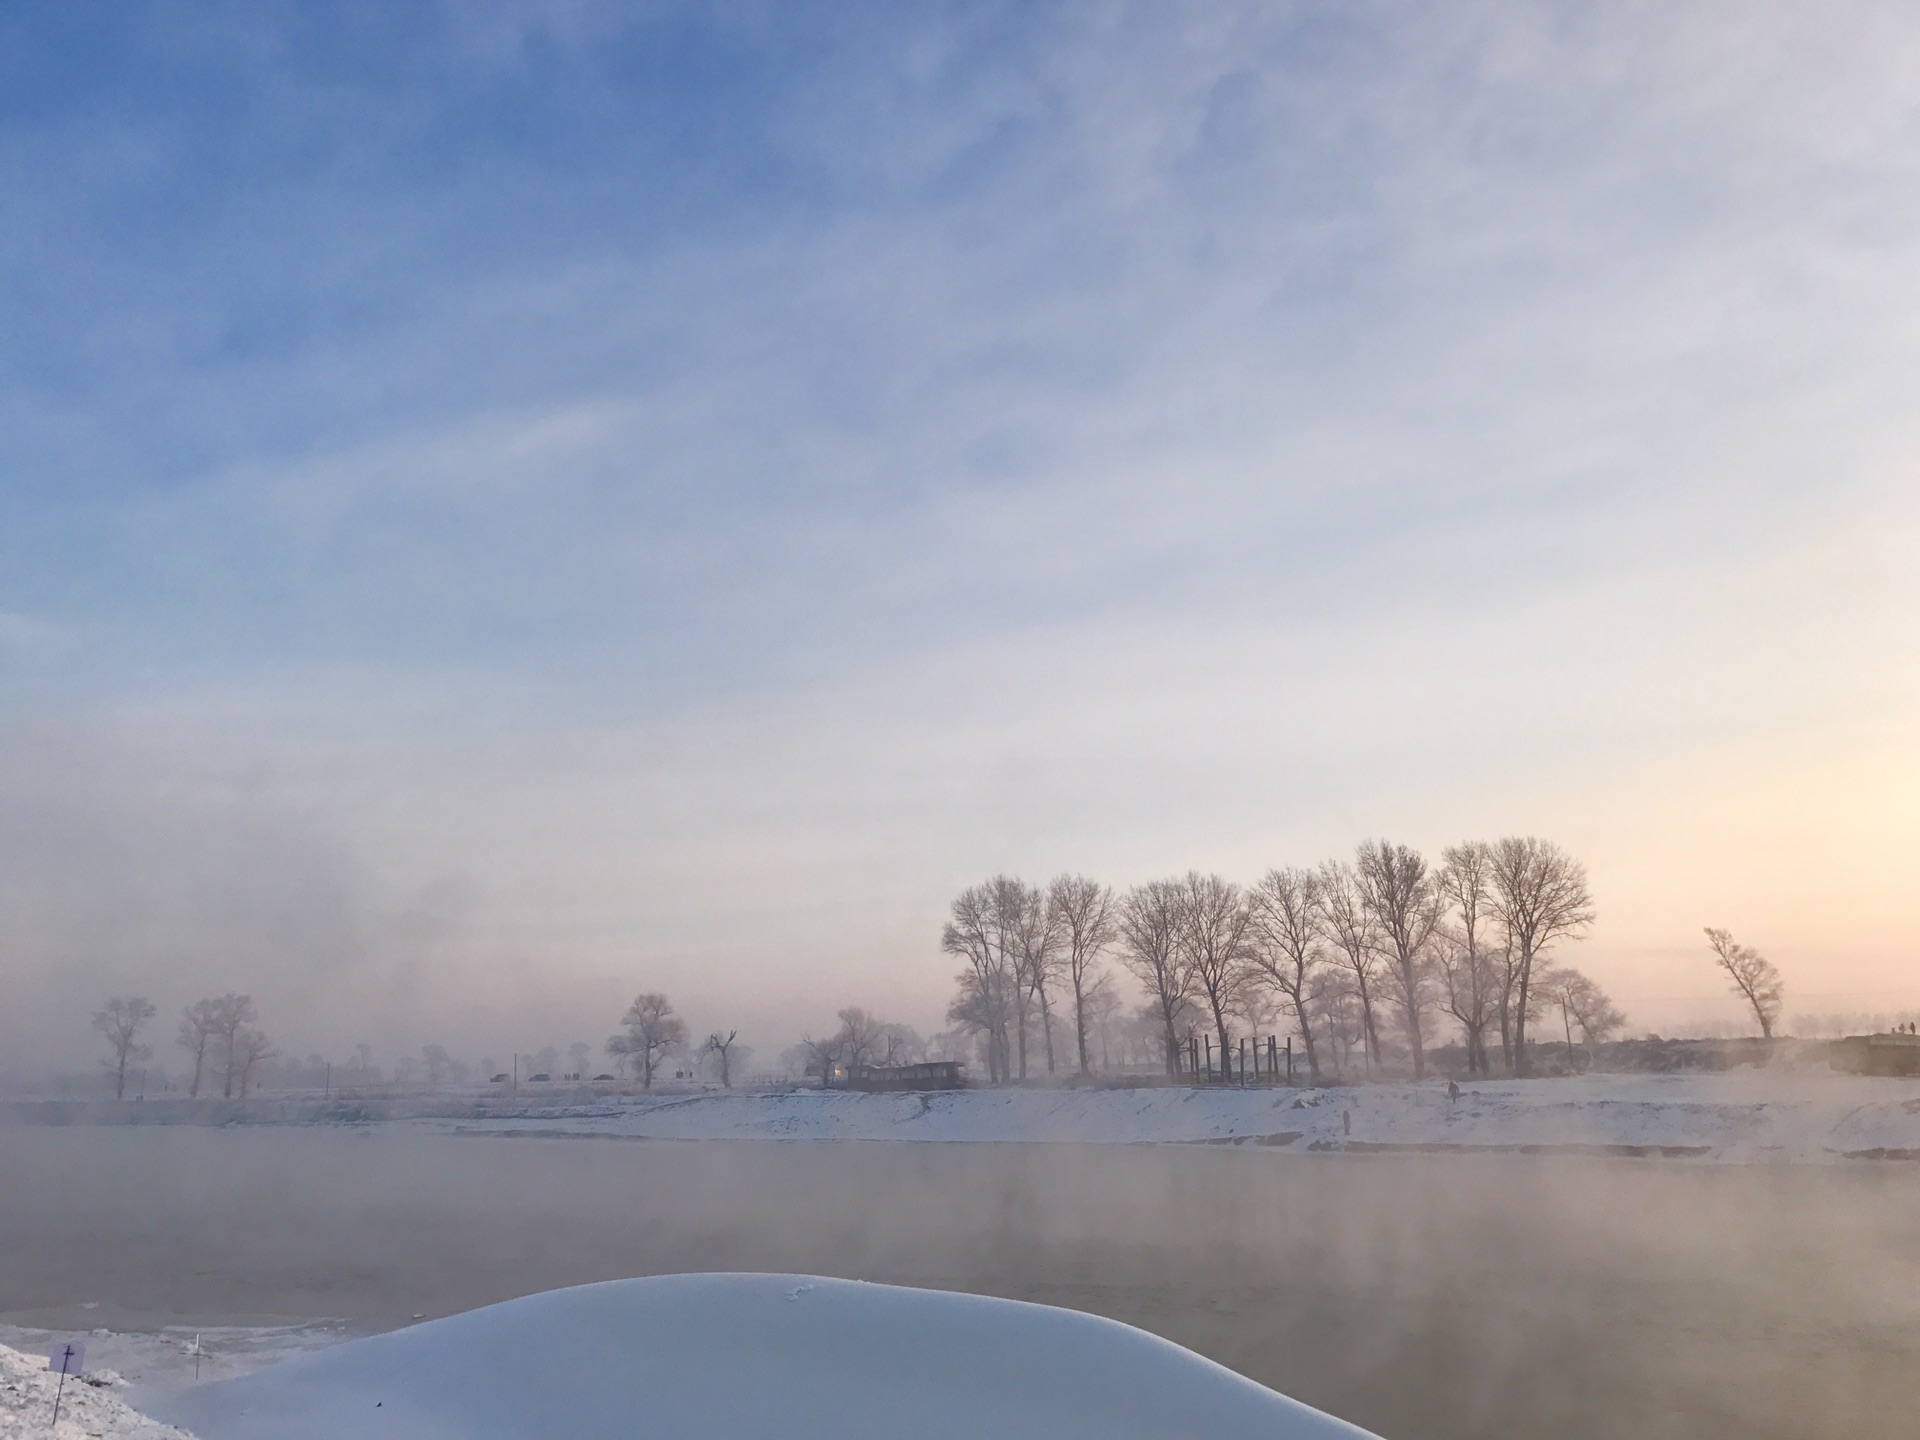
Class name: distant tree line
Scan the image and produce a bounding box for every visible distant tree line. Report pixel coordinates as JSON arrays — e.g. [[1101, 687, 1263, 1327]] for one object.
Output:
[[82, 866, 1796, 1098], [88, 993, 276, 1099]]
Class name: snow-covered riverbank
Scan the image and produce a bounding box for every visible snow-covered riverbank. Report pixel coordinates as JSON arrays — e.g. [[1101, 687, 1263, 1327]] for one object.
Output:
[[412, 1070, 1920, 1162]]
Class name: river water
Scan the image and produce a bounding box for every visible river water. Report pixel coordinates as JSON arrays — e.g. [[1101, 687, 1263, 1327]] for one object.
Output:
[[2, 1124, 1916, 1439]]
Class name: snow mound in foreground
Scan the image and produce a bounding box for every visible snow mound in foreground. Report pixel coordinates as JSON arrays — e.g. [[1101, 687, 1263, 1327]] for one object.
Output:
[[152, 1274, 1377, 1440]]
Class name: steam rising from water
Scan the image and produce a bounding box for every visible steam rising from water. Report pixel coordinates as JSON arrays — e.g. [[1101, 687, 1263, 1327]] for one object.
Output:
[[3, 1127, 1916, 1439]]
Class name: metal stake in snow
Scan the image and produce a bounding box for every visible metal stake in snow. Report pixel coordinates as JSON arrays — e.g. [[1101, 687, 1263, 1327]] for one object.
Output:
[[193, 1332, 203, 1381], [48, 1340, 86, 1426]]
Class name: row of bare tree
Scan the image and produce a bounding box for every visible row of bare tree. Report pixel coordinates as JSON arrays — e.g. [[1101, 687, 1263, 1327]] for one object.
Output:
[[91, 993, 276, 1099], [941, 836, 1601, 1084]]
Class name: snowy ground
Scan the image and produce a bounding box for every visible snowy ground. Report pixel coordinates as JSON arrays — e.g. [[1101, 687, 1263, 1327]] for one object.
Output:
[[410, 1069, 1920, 1162], [146, 1274, 1379, 1440], [0, 1326, 350, 1394], [0, 1343, 192, 1440]]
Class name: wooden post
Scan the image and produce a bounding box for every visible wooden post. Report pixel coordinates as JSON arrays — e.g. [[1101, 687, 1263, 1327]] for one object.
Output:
[[1203, 1035, 1213, 1084], [1239, 1037, 1248, 1087], [1269, 1035, 1279, 1081], [1286, 1036, 1294, 1083]]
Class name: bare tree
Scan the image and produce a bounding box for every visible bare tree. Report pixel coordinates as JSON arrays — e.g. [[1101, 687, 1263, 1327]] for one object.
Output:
[[614, 992, 687, 1089], [1318, 860, 1384, 1071], [943, 968, 1000, 1081], [1434, 930, 1502, 1075], [1356, 840, 1442, 1079], [1487, 837, 1595, 1077], [1705, 928, 1784, 1038], [200, 994, 259, 1100], [1118, 879, 1192, 1077], [1245, 867, 1327, 1084], [1536, 965, 1626, 1069], [1048, 875, 1116, 1075], [1177, 872, 1254, 1077], [871, 1022, 925, 1067], [231, 1027, 275, 1098], [1437, 842, 1500, 1074], [703, 1030, 739, 1087], [833, 1006, 885, 1069], [94, 996, 156, 1100], [1308, 968, 1364, 1076], [1009, 881, 1063, 1078], [795, 1031, 844, 1087], [940, 879, 1021, 1084], [1082, 975, 1124, 1071], [177, 998, 222, 1099]]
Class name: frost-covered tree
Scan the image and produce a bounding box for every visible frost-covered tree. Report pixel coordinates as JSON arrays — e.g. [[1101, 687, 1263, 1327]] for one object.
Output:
[[1705, 928, 1784, 1038], [611, 992, 687, 1088], [1536, 965, 1625, 1069], [177, 998, 222, 1099], [230, 1026, 275, 1098], [94, 996, 156, 1100]]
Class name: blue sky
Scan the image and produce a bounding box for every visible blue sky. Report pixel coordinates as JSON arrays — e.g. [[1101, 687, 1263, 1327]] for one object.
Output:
[[3, 2, 1918, 1071]]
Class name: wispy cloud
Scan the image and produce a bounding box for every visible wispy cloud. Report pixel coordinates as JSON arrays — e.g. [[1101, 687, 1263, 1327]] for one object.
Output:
[[2, 2, 1918, 1070]]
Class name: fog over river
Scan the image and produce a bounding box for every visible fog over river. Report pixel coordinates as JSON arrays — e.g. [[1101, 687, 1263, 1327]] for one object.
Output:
[[2, 1126, 1916, 1440]]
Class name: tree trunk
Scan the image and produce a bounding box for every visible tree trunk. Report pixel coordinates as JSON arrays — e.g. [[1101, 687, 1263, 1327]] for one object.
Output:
[[1296, 1005, 1323, 1086], [1072, 976, 1091, 1074], [1513, 948, 1534, 1077], [1400, 956, 1426, 1080], [1356, 974, 1380, 1073]]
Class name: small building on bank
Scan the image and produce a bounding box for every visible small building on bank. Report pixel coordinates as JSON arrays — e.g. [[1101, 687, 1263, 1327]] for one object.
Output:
[[840, 1061, 967, 1092], [1830, 1033, 1920, 1077]]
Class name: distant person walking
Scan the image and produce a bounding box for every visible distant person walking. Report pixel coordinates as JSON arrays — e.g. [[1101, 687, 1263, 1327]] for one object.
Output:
[[1447, 1080, 1461, 1105]]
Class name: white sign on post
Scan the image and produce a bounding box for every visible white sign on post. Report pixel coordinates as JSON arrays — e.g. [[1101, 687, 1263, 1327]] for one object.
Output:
[[48, 1340, 87, 1426]]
